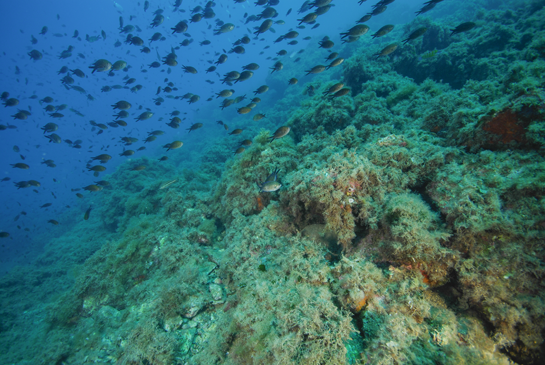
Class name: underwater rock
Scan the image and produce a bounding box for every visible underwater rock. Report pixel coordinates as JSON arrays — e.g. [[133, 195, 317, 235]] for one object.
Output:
[[347, 288, 367, 313], [163, 315, 184, 332], [301, 224, 337, 246], [178, 328, 197, 355], [95, 306, 122, 328], [184, 297, 204, 318], [209, 283, 224, 303], [482, 109, 527, 144], [480, 105, 540, 149], [82, 295, 109, 314]]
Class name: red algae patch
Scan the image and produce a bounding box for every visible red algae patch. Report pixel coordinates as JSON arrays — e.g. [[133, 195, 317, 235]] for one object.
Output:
[[481, 109, 528, 145]]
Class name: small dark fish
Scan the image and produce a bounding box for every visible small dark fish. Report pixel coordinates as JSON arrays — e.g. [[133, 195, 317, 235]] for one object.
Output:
[[329, 88, 351, 99], [84, 206, 92, 220], [270, 61, 283, 73], [256, 168, 281, 192], [88, 165, 106, 172], [269, 126, 290, 142], [451, 22, 476, 36], [119, 150, 135, 157], [298, 1, 311, 14], [159, 179, 177, 190], [28, 49, 43, 60], [135, 111, 154, 121], [325, 52, 338, 61], [370, 5, 387, 16], [182, 65, 198, 74], [163, 141, 183, 151], [416, 3, 436, 15], [323, 82, 344, 96], [372, 24, 394, 39], [402, 27, 428, 44], [11, 163, 29, 169], [305, 65, 326, 75], [45, 133, 62, 143], [318, 39, 334, 49], [357, 14, 372, 23], [373, 43, 398, 59], [341, 24, 369, 39], [83, 184, 103, 192], [298, 12, 317, 25], [3, 98, 19, 107], [327, 58, 344, 69], [187, 123, 203, 133]]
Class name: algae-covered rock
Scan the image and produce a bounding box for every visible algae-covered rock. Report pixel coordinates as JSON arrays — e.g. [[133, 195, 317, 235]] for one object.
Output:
[[212, 130, 299, 222], [95, 305, 122, 328], [9, 1, 545, 365], [209, 283, 224, 303], [301, 224, 338, 247], [184, 296, 204, 318], [163, 315, 184, 332], [178, 328, 197, 355]]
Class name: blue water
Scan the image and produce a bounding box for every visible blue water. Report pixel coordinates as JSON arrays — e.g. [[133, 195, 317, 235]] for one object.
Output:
[[0, 0, 426, 269]]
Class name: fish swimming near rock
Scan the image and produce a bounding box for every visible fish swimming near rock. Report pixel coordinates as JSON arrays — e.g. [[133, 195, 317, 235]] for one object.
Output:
[[84, 206, 92, 220], [374, 43, 398, 59], [159, 179, 177, 190], [402, 27, 428, 44], [269, 126, 291, 142], [418, 49, 443, 61], [256, 168, 282, 192], [451, 22, 476, 36]]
